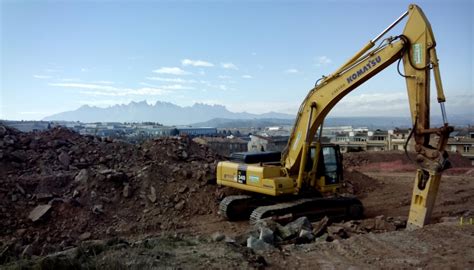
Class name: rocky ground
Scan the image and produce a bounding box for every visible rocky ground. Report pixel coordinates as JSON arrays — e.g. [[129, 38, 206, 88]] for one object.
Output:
[[1, 124, 473, 269]]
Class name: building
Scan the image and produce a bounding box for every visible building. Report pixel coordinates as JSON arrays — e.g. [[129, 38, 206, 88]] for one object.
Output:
[[446, 127, 474, 164], [248, 135, 289, 152], [331, 128, 414, 153], [193, 136, 247, 157], [177, 127, 217, 137]]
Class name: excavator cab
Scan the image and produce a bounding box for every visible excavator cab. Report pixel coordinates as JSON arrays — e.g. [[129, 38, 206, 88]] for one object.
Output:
[[305, 144, 343, 193]]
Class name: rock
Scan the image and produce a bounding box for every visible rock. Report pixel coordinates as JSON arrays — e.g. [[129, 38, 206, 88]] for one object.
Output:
[[72, 190, 80, 198], [247, 236, 273, 252], [312, 216, 329, 237], [175, 200, 185, 210], [327, 225, 349, 239], [440, 216, 458, 223], [224, 236, 236, 243], [79, 232, 91, 241], [211, 232, 225, 242], [360, 218, 376, 231], [16, 183, 26, 195], [99, 169, 114, 175], [21, 245, 33, 258], [123, 184, 131, 198], [259, 227, 275, 245], [36, 193, 53, 202], [11, 150, 28, 162], [106, 227, 116, 236], [17, 228, 27, 236], [0, 126, 6, 137], [11, 194, 18, 202], [148, 186, 157, 203], [74, 169, 89, 184], [297, 229, 315, 243], [178, 186, 188, 193], [92, 204, 104, 215], [278, 216, 313, 240], [107, 171, 128, 183], [58, 152, 70, 168], [28, 204, 52, 222], [315, 233, 329, 242], [374, 216, 397, 231]]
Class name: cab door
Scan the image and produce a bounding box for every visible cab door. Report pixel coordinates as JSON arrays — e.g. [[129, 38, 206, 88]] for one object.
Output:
[[320, 146, 343, 185]]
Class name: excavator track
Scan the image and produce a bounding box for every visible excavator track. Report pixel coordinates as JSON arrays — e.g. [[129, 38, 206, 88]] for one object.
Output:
[[219, 195, 257, 221], [249, 196, 363, 224]]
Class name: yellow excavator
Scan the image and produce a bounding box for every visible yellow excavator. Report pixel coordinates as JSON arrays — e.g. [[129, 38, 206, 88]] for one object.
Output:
[[217, 4, 453, 229]]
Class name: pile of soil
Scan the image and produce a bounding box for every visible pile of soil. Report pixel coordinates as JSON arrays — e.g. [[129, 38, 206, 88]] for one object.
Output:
[[0, 124, 224, 259], [343, 150, 472, 173], [343, 170, 381, 197]]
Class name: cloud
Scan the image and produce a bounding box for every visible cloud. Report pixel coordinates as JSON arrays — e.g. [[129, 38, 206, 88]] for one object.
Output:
[[44, 69, 61, 73], [93, 81, 115, 85], [242, 75, 253, 79], [315, 56, 332, 66], [153, 67, 190, 75], [181, 59, 214, 67], [49, 83, 119, 91], [146, 77, 195, 83], [285, 69, 299, 74], [221, 62, 238, 70], [80, 68, 89, 72], [330, 92, 409, 116], [59, 78, 81, 82], [162, 84, 195, 90], [218, 75, 231, 79], [49, 82, 170, 97], [78, 88, 168, 97], [33, 75, 52, 79]]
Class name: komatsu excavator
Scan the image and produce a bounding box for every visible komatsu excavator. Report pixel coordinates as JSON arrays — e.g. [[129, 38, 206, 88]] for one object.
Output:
[[216, 4, 453, 229]]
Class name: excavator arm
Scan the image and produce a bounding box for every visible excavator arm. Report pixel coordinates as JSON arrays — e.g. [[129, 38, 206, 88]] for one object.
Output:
[[281, 4, 453, 229]]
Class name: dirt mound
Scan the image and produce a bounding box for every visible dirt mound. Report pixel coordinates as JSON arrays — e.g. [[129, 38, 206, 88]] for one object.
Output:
[[343, 170, 380, 196], [343, 150, 472, 173], [0, 124, 224, 259]]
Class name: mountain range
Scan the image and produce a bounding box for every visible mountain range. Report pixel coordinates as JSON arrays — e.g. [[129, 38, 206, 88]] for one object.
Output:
[[43, 101, 294, 125], [43, 100, 472, 128]]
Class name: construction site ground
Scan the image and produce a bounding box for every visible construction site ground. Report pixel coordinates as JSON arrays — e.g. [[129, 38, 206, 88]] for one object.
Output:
[[1, 125, 473, 269]]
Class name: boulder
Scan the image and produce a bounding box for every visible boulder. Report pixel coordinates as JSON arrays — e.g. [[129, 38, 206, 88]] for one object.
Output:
[[247, 236, 273, 252], [79, 232, 91, 241], [74, 169, 89, 184], [211, 232, 225, 242], [148, 186, 157, 203], [58, 152, 70, 168], [312, 216, 329, 237], [278, 216, 313, 240], [175, 200, 185, 210], [123, 184, 131, 198], [28, 204, 52, 222], [259, 227, 275, 245]]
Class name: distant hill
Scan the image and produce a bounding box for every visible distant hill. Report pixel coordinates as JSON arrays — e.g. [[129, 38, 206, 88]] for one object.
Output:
[[191, 118, 295, 128], [190, 115, 473, 129], [43, 101, 294, 126], [43, 100, 472, 128]]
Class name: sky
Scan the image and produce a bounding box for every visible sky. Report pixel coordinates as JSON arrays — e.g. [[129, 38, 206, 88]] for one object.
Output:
[[1, 0, 473, 120]]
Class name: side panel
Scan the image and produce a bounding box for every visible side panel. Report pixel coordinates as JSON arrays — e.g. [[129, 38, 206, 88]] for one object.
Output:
[[217, 161, 295, 196]]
